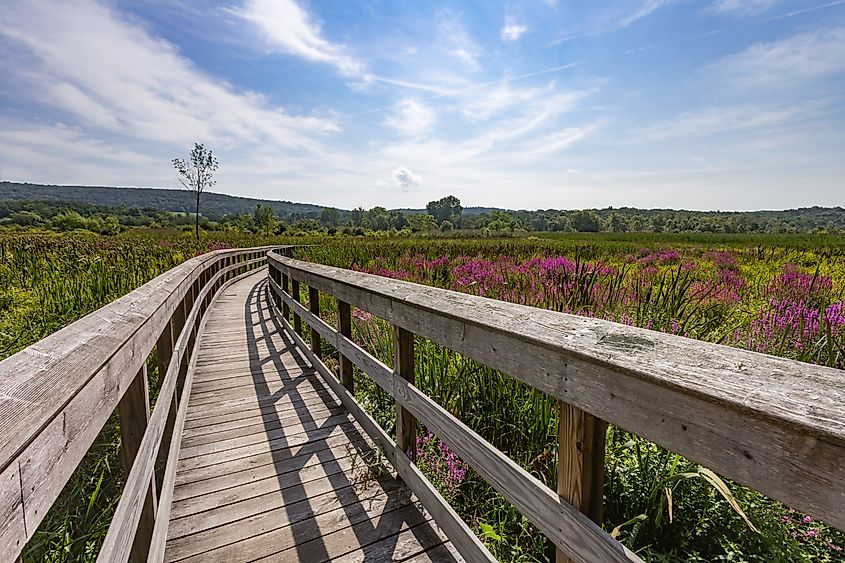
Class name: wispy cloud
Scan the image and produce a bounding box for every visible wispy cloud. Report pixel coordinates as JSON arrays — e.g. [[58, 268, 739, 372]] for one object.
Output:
[[436, 10, 481, 70], [636, 104, 822, 139], [710, 0, 780, 16], [0, 0, 340, 151], [232, 0, 365, 77], [617, 0, 672, 27], [551, 0, 672, 45], [705, 27, 845, 89], [501, 17, 527, 42], [384, 99, 436, 137]]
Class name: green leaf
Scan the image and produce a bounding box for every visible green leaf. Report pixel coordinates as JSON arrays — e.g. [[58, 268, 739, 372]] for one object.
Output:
[[697, 467, 759, 533], [610, 514, 647, 539], [478, 521, 502, 542]]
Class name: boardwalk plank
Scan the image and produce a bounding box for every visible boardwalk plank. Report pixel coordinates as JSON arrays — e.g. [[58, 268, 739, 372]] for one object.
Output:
[[165, 275, 454, 562]]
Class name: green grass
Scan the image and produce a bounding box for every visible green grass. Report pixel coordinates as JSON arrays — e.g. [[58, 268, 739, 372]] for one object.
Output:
[[4, 229, 844, 562]]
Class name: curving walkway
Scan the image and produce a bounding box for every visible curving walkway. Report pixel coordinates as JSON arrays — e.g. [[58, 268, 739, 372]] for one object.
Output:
[[164, 272, 460, 562]]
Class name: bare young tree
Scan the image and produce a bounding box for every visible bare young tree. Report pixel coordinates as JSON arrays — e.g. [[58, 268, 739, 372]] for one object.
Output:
[[172, 143, 218, 240]]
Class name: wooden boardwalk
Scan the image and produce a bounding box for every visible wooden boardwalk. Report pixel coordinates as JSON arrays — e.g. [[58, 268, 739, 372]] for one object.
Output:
[[165, 273, 461, 562]]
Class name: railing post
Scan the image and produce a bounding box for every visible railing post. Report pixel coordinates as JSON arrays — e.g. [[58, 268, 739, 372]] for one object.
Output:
[[556, 401, 607, 563], [270, 264, 282, 310], [309, 287, 321, 358], [291, 279, 302, 336], [393, 326, 416, 459], [338, 301, 354, 394], [117, 364, 157, 562], [155, 319, 176, 490], [282, 272, 290, 320]]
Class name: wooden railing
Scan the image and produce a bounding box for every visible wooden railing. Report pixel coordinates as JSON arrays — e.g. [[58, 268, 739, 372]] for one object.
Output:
[[267, 251, 845, 563], [0, 245, 286, 562]]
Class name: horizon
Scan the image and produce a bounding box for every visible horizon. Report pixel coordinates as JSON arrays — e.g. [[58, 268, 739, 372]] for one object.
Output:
[[4, 180, 842, 214], [1, 1, 844, 210]]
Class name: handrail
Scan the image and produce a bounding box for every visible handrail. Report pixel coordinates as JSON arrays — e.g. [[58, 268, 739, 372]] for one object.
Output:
[[267, 252, 845, 562], [0, 245, 289, 561]]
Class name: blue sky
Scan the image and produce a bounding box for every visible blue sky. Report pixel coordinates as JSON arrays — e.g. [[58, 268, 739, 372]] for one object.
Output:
[[1, 0, 844, 210]]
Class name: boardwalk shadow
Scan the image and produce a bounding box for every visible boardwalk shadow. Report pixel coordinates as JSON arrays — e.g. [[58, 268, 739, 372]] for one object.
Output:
[[244, 278, 457, 562]]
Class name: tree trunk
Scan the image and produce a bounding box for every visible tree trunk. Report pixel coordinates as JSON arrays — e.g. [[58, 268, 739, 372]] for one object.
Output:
[[195, 191, 200, 240]]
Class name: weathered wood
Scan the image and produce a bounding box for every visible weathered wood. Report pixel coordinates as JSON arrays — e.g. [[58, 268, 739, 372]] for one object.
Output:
[[557, 401, 607, 563], [270, 282, 496, 563], [308, 286, 321, 358], [394, 325, 416, 458], [146, 267, 264, 563], [117, 364, 157, 562], [290, 279, 302, 336], [100, 258, 267, 563], [337, 301, 354, 394], [281, 273, 290, 320], [161, 275, 455, 562], [155, 320, 176, 490], [270, 279, 638, 562], [268, 253, 845, 532], [170, 443, 367, 514]]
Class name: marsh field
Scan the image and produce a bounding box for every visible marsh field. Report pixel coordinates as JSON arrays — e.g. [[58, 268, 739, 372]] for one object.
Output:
[[3, 229, 844, 562]]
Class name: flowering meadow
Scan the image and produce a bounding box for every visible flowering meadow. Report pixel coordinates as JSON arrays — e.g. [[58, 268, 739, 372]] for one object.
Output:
[[3, 230, 844, 562], [0, 229, 319, 562], [299, 235, 845, 562]]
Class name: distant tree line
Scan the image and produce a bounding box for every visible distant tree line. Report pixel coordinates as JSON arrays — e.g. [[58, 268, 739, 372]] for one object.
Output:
[[1, 195, 843, 236]]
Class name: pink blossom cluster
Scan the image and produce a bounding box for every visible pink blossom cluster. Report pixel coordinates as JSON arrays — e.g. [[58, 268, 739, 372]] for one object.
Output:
[[703, 250, 738, 269], [637, 249, 681, 265], [692, 269, 747, 304], [415, 432, 468, 491], [766, 264, 833, 303]]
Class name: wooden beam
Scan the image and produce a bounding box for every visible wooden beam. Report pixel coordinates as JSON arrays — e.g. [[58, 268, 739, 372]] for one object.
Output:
[[268, 279, 638, 562], [557, 401, 607, 563], [267, 253, 845, 531], [291, 279, 302, 336], [309, 287, 321, 358], [393, 325, 416, 459], [155, 320, 176, 491], [281, 273, 290, 320], [117, 364, 157, 562], [337, 301, 354, 394], [269, 300, 496, 563]]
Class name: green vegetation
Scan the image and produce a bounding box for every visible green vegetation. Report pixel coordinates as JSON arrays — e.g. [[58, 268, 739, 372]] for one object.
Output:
[[3, 184, 844, 235], [296, 236, 845, 562], [3, 228, 844, 562]]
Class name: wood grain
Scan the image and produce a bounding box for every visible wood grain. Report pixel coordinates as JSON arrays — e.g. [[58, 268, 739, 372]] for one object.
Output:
[[557, 401, 607, 563], [117, 364, 157, 562], [269, 253, 845, 532], [337, 301, 354, 394], [309, 286, 321, 358], [393, 325, 416, 458], [270, 279, 638, 563], [269, 279, 497, 563]]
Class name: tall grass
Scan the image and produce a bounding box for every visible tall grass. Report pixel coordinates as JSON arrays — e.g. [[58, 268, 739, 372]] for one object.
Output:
[[1, 229, 317, 562], [298, 237, 845, 562]]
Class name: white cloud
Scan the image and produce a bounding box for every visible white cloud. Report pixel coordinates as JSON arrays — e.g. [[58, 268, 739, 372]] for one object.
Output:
[[617, 0, 672, 27], [710, 0, 779, 16], [460, 82, 558, 121], [0, 0, 340, 152], [436, 10, 481, 70], [551, 0, 671, 44], [636, 104, 820, 139], [233, 0, 365, 77], [514, 127, 593, 161], [392, 166, 421, 189], [501, 17, 527, 42], [384, 99, 436, 137], [706, 27, 845, 89], [382, 89, 590, 165]]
